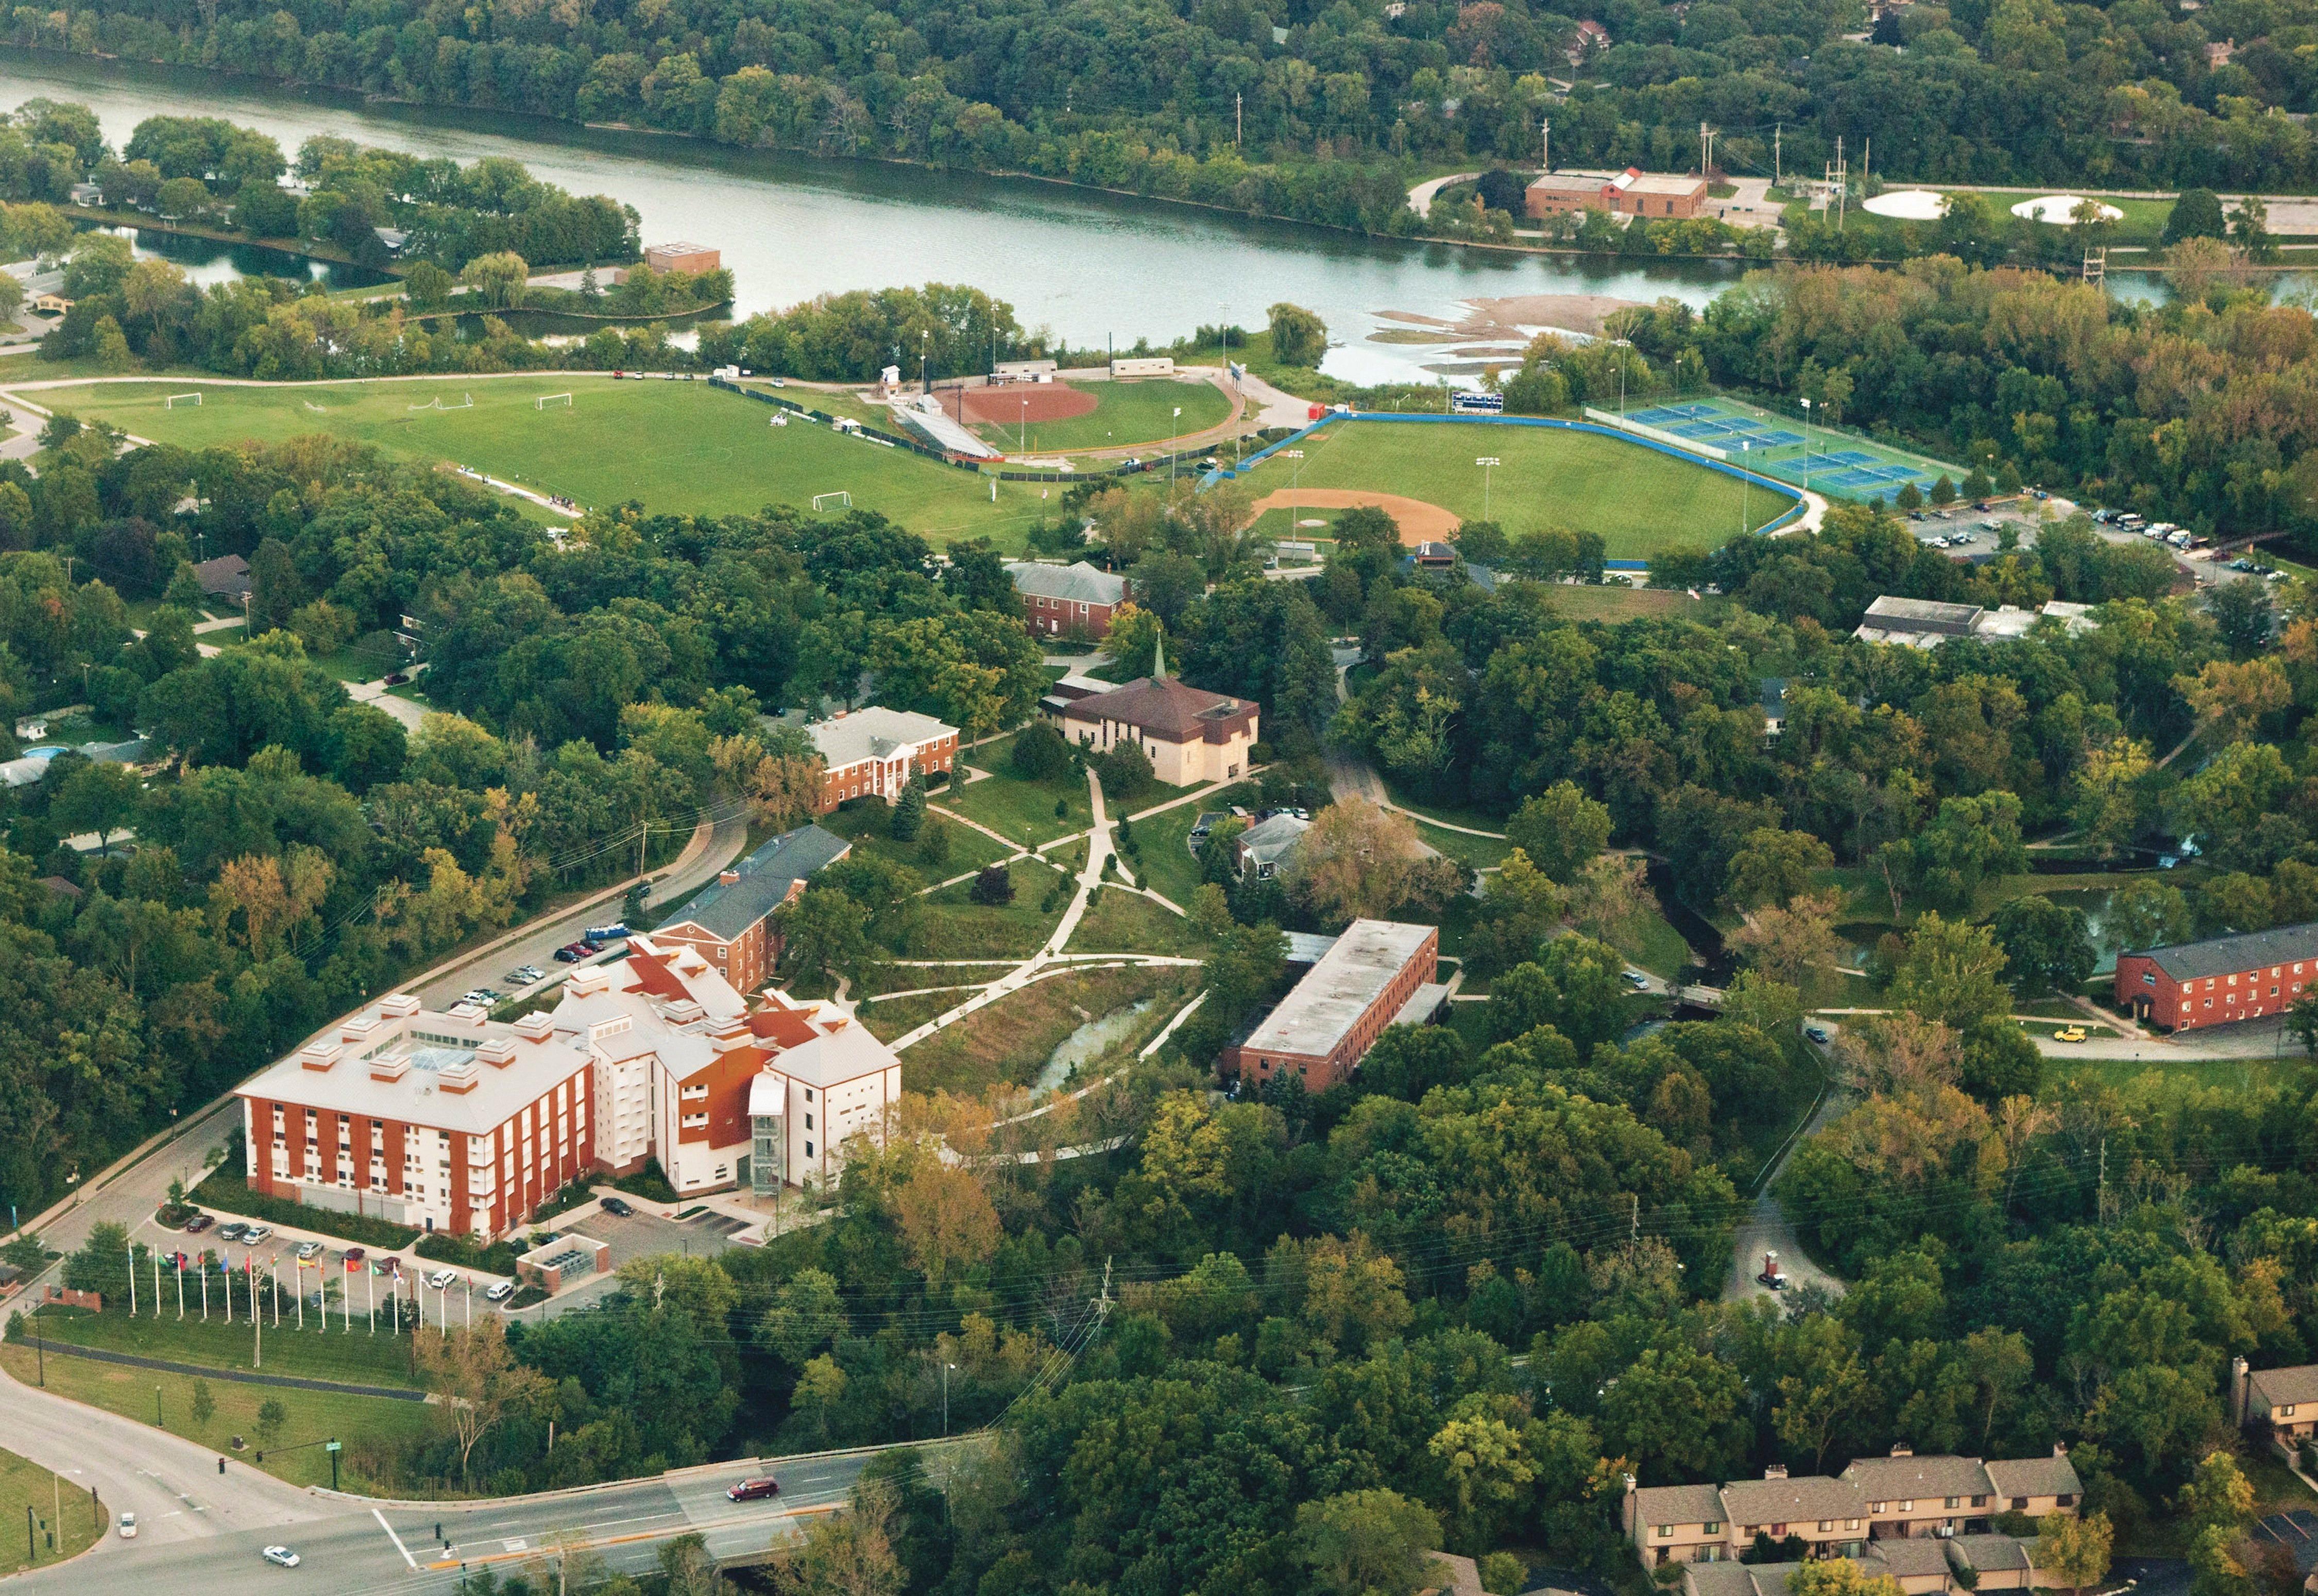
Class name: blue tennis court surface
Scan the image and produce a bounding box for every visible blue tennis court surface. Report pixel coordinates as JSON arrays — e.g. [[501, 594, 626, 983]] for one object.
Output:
[[1818, 450, 1877, 467], [1631, 403, 1716, 425], [1753, 429, 1803, 447]]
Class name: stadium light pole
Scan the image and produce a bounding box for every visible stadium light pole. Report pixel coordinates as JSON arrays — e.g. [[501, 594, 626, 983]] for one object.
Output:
[[1477, 457, 1500, 521], [1739, 441, 1750, 535], [1613, 339, 1633, 420], [1799, 397, 1813, 493], [1284, 449, 1305, 515]]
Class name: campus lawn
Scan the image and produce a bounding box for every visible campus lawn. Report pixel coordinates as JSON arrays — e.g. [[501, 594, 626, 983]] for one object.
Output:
[[1233, 419, 1779, 559], [1127, 787, 1255, 908], [24, 1302, 423, 1388], [2055, 1055, 2296, 1094], [0, 1444, 103, 1575], [1070, 885, 1213, 957], [897, 963, 1196, 1097], [1610, 905, 1698, 982], [818, 798, 1008, 880], [914, 865, 1070, 957], [23, 377, 1054, 550], [0, 1343, 441, 1496], [941, 735, 1092, 847], [997, 377, 1233, 455], [1545, 583, 1700, 622]]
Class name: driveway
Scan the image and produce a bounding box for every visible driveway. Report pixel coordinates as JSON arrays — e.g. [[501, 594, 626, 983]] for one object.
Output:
[[1724, 1032, 1846, 1305], [521, 1202, 753, 1320]]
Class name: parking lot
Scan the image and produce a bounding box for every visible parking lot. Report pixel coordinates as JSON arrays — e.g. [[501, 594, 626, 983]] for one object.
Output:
[[526, 1199, 759, 1318]]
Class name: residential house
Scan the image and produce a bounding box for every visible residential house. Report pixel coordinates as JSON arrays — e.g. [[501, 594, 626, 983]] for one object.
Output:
[[2235, 1356, 2318, 1457], [193, 552, 252, 602], [1233, 811, 1309, 880]]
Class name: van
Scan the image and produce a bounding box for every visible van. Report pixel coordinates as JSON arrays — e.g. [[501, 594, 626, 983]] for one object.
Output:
[[583, 924, 631, 944]]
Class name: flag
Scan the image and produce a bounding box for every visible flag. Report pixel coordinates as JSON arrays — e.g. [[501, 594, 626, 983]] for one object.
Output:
[[346, 1254, 360, 1274]]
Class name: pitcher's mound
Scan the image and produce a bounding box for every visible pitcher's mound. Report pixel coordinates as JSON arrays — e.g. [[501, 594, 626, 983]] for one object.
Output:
[[1251, 489, 1460, 544], [948, 382, 1100, 427]]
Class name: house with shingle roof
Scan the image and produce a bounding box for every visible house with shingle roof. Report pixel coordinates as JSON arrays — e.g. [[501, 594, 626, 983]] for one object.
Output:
[[2236, 1356, 2318, 1456], [647, 823, 851, 994], [1006, 559, 1131, 638]]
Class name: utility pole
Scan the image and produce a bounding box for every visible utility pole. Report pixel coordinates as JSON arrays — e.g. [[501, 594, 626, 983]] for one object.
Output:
[[1774, 123, 1781, 185], [1541, 118, 1550, 174], [1235, 92, 1242, 147]]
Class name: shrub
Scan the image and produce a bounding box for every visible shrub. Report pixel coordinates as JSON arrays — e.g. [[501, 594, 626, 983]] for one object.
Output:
[[970, 863, 1014, 905], [1011, 722, 1071, 780]]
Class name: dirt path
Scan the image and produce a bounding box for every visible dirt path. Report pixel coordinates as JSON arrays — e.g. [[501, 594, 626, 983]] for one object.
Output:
[[1250, 488, 1460, 542]]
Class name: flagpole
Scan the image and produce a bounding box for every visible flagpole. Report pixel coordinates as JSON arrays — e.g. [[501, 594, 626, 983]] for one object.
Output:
[[295, 1262, 303, 1330], [222, 1255, 231, 1326], [367, 1266, 374, 1334], [252, 1259, 262, 1370], [151, 1248, 160, 1318], [175, 1253, 184, 1320], [200, 1259, 208, 1320], [271, 1256, 280, 1328]]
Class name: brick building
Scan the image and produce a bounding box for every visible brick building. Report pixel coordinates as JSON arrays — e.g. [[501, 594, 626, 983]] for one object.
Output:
[[236, 994, 596, 1240], [644, 242, 720, 274], [1224, 919, 1442, 1092], [646, 823, 851, 992], [807, 707, 959, 811], [1007, 559, 1130, 638], [2114, 921, 2318, 1030], [1046, 637, 1257, 787], [550, 936, 902, 1195], [1527, 167, 1710, 220]]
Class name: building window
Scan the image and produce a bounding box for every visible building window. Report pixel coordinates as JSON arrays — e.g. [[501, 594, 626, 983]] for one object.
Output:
[[1657, 1526, 1672, 1538], [2287, 1405, 2299, 1417], [2056, 1495, 2075, 1508], [2010, 1498, 2028, 1511], [1818, 1521, 1832, 1533], [1944, 1497, 1958, 1509]]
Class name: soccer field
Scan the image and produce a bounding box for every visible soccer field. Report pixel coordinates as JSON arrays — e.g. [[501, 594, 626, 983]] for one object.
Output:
[[22, 376, 1058, 545], [1233, 419, 1792, 559]]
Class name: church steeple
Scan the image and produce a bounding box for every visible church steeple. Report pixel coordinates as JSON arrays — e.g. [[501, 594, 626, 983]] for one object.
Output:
[[1152, 627, 1166, 682]]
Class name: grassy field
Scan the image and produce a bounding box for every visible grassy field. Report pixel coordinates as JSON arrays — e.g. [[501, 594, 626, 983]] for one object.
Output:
[[0, 1343, 439, 1496], [989, 377, 1232, 454], [817, 797, 1009, 881], [1070, 885, 1213, 957], [915, 863, 1071, 957], [25, 1302, 422, 1387], [0, 1444, 103, 1575], [19, 376, 1059, 549], [942, 735, 1093, 847], [1233, 420, 1780, 559]]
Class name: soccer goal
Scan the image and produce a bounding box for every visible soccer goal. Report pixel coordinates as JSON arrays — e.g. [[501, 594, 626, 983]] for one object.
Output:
[[164, 392, 202, 408], [408, 394, 473, 411], [536, 393, 572, 411], [302, 401, 326, 413], [811, 491, 852, 512]]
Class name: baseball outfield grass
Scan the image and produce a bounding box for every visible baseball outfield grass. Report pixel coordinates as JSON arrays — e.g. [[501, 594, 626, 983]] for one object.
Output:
[[1234, 419, 1792, 558], [18, 376, 1059, 549], [992, 377, 1233, 454]]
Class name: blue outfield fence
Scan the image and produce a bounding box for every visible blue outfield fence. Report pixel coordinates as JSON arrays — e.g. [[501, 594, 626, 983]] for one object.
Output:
[[1203, 410, 1810, 537]]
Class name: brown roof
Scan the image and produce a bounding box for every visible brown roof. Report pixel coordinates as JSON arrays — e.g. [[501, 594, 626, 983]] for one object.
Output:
[[1865, 1540, 1955, 1580], [1984, 1454, 2083, 1499], [1950, 1535, 2032, 1573], [1720, 1475, 1864, 1525], [1633, 1484, 1726, 1526], [1840, 1454, 1994, 1502], [1059, 675, 1246, 741], [2252, 1365, 2318, 1410]]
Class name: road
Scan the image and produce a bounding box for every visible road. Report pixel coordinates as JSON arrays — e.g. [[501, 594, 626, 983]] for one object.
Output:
[[1, 1417, 957, 1594], [11, 810, 750, 1298], [0, 1355, 322, 1550], [1724, 1032, 1847, 1306]]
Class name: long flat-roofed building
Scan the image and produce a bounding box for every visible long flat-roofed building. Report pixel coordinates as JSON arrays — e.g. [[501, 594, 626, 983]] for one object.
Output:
[[1224, 919, 1440, 1091], [237, 993, 596, 1240], [2115, 921, 2318, 1030]]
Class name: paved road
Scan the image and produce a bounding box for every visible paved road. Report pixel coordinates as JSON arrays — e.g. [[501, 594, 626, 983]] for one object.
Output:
[[0, 1355, 323, 1550], [1724, 1032, 1847, 1306], [4, 1428, 954, 1594]]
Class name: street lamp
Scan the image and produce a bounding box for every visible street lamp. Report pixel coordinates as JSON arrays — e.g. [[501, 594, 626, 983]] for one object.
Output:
[[1476, 457, 1500, 521], [1284, 448, 1305, 505], [65, 1169, 78, 1209]]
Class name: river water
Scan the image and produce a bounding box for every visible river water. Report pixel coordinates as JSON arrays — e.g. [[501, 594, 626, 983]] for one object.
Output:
[[0, 49, 1750, 383]]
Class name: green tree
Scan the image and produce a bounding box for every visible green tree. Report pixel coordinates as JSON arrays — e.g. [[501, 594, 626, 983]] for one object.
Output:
[[1268, 301, 1328, 366], [1990, 894, 2096, 996], [2040, 1512, 2114, 1596], [459, 250, 531, 309], [403, 260, 454, 309], [889, 774, 925, 841], [1725, 825, 1835, 911], [49, 759, 140, 855], [1009, 721, 1071, 781], [2164, 189, 2228, 244], [1504, 782, 1612, 882], [1290, 1488, 1441, 1596], [774, 887, 870, 979], [191, 1378, 215, 1427], [256, 1397, 287, 1440], [2109, 878, 2192, 952], [1890, 913, 2013, 1031]]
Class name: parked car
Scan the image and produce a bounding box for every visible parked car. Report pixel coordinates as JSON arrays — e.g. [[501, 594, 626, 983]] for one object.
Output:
[[2053, 1026, 2089, 1043], [117, 1513, 137, 1539], [382, 672, 410, 686], [600, 1196, 635, 1217], [485, 1280, 516, 1303], [183, 1213, 214, 1234], [1621, 970, 1650, 989], [240, 1225, 271, 1244], [554, 942, 593, 963], [342, 1247, 365, 1267], [426, 1268, 458, 1291], [727, 1478, 782, 1502], [1804, 1026, 1831, 1045], [217, 1221, 249, 1242], [371, 1255, 399, 1276], [261, 1546, 301, 1568], [505, 966, 544, 985], [295, 1241, 324, 1261]]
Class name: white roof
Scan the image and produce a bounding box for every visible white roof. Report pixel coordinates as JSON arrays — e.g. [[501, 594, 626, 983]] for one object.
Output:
[[1243, 920, 1435, 1059], [1862, 189, 1949, 220], [237, 999, 591, 1133], [808, 707, 956, 771]]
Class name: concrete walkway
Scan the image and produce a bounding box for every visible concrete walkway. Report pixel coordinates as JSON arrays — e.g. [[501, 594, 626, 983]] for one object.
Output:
[[1407, 171, 1484, 217]]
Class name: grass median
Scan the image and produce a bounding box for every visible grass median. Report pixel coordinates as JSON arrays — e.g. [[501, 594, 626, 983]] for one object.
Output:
[[0, 1445, 104, 1574]]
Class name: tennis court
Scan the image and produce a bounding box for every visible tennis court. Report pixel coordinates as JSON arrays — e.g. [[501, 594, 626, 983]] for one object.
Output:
[[1618, 396, 1961, 504]]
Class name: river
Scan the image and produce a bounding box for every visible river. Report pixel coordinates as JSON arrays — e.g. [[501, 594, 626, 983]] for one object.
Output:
[[0, 49, 1753, 384]]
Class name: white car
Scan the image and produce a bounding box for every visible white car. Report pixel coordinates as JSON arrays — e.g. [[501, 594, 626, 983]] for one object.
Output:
[[427, 1269, 457, 1291], [117, 1512, 137, 1539], [485, 1280, 516, 1302], [262, 1546, 300, 1568], [241, 1225, 271, 1244], [295, 1241, 324, 1261]]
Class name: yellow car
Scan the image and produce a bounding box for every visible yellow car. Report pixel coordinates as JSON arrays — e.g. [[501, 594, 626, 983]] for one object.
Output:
[[2052, 1026, 2089, 1043]]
